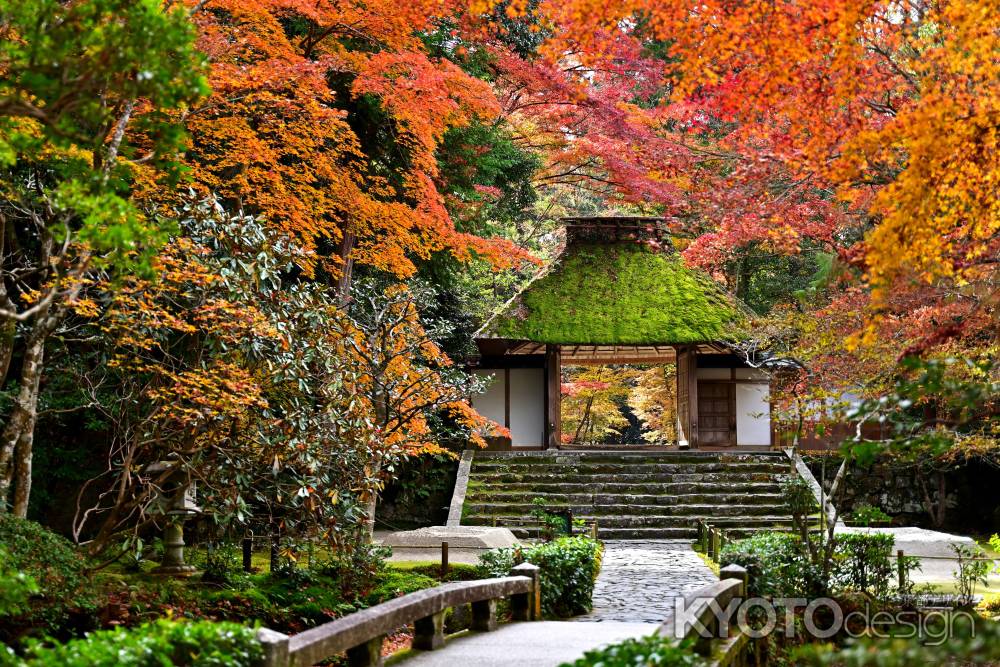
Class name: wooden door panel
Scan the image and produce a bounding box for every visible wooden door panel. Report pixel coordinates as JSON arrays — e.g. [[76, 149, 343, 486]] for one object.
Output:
[[697, 381, 735, 447]]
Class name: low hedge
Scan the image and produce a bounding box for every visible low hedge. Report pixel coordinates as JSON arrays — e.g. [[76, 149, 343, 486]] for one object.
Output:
[[561, 634, 703, 667], [719, 532, 823, 598], [479, 536, 603, 618], [720, 531, 900, 600], [4, 619, 261, 667], [0, 515, 96, 641], [833, 532, 896, 599], [792, 617, 1000, 666]]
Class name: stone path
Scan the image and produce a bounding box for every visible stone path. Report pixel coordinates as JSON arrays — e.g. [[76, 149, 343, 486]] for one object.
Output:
[[574, 540, 718, 623]]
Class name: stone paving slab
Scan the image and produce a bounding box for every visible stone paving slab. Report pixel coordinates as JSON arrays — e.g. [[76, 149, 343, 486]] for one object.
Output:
[[574, 540, 717, 623], [391, 621, 657, 667]]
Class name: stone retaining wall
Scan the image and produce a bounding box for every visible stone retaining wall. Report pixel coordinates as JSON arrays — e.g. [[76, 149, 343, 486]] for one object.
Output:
[[805, 455, 1000, 532]]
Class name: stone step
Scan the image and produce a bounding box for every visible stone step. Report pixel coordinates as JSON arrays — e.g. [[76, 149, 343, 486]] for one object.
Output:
[[464, 501, 789, 518], [476, 518, 795, 540], [465, 493, 787, 508], [470, 472, 787, 486], [472, 452, 787, 465], [465, 512, 792, 529], [471, 462, 789, 476], [593, 524, 793, 540], [466, 482, 785, 497]]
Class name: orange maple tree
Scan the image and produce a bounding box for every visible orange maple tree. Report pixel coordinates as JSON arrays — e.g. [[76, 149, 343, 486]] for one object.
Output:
[[181, 0, 531, 284], [509, 0, 998, 288]]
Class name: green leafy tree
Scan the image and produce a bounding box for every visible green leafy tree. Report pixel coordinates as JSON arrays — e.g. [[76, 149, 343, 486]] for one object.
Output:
[[0, 0, 207, 516]]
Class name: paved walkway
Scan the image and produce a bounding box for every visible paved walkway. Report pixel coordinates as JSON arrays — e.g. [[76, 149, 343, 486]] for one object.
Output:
[[391, 621, 657, 667], [575, 540, 718, 623], [394, 540, 715, 665]]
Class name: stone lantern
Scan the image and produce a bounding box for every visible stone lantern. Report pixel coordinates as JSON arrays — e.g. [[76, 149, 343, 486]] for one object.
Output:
[[147, 461, 201, 576]]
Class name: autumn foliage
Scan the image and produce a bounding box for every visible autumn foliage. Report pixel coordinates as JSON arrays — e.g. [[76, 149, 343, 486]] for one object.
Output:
[[183, 0, 529, 280]]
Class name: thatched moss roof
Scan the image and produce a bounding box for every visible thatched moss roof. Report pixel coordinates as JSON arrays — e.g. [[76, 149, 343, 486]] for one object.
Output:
[[481, 242, 748, 345]]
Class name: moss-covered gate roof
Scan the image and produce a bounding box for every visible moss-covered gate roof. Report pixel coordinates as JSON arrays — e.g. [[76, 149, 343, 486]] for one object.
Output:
[[480, 242, 749, 345]]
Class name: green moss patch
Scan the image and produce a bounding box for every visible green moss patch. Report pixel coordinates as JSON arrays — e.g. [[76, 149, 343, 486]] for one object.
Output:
[[488, 243, 747, 344]]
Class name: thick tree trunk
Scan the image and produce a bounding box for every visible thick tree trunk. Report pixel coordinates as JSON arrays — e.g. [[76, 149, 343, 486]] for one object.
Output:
[[0, 319, 51, 516]]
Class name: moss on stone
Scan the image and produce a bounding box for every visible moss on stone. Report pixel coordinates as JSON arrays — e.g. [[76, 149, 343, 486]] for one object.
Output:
[[488, 243, 747, 344]]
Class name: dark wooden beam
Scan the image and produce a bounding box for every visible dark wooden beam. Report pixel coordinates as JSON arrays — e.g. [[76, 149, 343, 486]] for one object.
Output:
[[545, 345, 562, 450]]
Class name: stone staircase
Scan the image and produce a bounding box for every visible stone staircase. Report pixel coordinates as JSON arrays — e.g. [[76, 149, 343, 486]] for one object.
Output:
[[460, 450, 795, 539]]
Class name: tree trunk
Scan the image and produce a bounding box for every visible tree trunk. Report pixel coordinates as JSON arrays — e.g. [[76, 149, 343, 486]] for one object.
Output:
[[11, 431, 33, 517], [0, 317, 13, 387], [0, 216, 13, 387], [573, 396, 594, 443], [0, 318, 51, 516], [337, 232, 356, 303]]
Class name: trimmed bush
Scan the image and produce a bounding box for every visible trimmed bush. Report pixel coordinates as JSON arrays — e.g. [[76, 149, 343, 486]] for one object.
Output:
[[719, 532, 823, 598], [362, 570, 438, 607], [791, 617, 1000, 666], [561, 633, 704, 667], [11, 619, 261, 666], [833, 533, 895, 599], [0, 515, 96, 640], [721, 531, 904, 600], [479, 536, 603, 618], [0, 547, 39, 620]]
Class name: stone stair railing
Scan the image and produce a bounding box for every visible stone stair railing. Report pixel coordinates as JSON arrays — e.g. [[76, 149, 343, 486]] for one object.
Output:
[[256, 563, 540, 667]]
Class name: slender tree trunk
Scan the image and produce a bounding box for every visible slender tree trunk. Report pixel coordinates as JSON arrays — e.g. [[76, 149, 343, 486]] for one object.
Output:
[[935, 474, 947, 527], [337, 232, 356, 303], [0, 317, 13, 387], [363, 389, 388, 542], [11, 431, 32, 517], [573, 396, 594, 443], [0, 214, 14, 386], [0, 320, 49, 516]]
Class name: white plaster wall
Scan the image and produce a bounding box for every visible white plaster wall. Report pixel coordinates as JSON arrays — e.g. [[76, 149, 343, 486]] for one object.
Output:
[[735, 368, 769, 381], [736, 383, 771, 446], [509, 368, 545, 447], [471, 369, 506, 428]]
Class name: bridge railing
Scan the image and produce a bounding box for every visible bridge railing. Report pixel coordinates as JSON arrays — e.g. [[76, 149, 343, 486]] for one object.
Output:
[[256, 562, 541, 667], [659, 564, 760, 667]]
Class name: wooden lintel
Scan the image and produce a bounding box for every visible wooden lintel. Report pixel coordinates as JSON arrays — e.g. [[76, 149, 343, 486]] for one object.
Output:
[[564, 355, 677, 366]]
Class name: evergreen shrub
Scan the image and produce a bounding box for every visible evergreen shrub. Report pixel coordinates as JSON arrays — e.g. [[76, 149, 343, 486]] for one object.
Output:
[[0, 515, 96, 641], [834, 533, 896, 599], [721, 531, 902, 600], [561, 634, 703, 667], [719, 532, 823, 598], [478, 536, 603, 618], [8, 619, 261, 667]]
